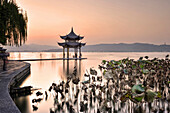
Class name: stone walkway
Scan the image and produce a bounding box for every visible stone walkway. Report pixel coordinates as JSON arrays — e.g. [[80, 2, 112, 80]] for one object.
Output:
[[0, 60, 24, 74], [0, 60, 30, 113]]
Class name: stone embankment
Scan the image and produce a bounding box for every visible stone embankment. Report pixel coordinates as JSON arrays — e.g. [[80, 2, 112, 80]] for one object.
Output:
[[0, 60, 30, 113]]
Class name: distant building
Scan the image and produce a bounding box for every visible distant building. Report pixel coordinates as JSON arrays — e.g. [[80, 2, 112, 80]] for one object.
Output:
[[58, 27, 86, 59]]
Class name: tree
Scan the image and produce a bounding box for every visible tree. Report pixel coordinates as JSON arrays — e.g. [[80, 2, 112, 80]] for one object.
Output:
[[0, 0, 28, 46]]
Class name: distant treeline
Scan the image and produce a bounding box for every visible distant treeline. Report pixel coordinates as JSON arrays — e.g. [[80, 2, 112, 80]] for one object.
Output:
[[81, 43, 170, 52], [6, 43, 170, 52]]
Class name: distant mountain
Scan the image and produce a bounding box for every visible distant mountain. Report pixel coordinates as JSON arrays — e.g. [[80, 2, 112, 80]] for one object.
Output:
[[4, 43, 170, 52], [82, 43, 170, 52], [4, 44, 59, 52]]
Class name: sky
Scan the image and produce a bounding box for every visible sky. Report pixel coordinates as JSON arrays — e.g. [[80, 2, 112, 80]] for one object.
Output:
[[16, 0, 170, 46]]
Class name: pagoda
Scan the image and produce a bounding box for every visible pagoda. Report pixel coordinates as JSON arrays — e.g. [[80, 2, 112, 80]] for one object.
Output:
[[58, 28, 86, 59]]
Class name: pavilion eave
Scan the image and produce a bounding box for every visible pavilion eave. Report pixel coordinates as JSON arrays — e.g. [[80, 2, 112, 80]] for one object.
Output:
[[58, 42, 86, 48]]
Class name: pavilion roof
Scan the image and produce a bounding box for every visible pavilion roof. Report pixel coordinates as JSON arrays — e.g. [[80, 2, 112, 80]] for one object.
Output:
[[60, 27, 84, 40]]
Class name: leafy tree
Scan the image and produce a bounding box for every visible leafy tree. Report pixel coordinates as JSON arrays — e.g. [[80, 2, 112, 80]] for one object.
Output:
[[0, 0, 27, 46]]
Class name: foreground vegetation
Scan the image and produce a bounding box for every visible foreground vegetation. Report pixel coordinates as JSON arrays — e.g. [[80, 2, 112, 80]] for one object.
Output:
[[0, 0, 27, 46], [30, 55, 169, 113]]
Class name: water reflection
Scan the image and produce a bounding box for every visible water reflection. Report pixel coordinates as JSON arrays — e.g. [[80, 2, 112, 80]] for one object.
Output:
[[66, 60, 69, 76], [63, 59, 81, 78], [13, 58, 83, 113], [9, 52, 169, 113], [79, 60, 81, 76], [19, 52, 21, 60], [14, 96, 30, 113]]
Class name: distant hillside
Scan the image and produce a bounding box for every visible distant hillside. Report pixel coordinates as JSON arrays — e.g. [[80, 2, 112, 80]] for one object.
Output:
[[4, 43, 170, 52], [82, 43, 170, 52], [4, 44, 59, 52]]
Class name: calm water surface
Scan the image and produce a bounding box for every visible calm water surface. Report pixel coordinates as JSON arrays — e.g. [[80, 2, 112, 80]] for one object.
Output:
[[9, 52, 169, 113]]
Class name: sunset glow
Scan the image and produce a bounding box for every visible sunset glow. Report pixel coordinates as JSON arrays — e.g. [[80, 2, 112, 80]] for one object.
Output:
[[1, 1, 169, 112], [16, 0, 170, 46]]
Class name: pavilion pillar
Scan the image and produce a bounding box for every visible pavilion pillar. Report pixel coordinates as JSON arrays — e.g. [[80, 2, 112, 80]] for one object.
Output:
[[67, 48, 69, 59], [63, 47, 65, 58], [79, 47, 82, 58], [75, 48, 78, 58]]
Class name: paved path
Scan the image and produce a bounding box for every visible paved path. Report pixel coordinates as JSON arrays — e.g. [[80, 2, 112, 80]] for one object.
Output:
[[0, 60, 30, 113]]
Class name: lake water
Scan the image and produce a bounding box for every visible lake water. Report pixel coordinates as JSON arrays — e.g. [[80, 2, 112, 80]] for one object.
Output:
[[9, 52, 169, 113]]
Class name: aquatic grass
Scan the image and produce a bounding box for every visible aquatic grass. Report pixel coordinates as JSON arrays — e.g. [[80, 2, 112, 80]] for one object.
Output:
[[28, 55, 169, 113]]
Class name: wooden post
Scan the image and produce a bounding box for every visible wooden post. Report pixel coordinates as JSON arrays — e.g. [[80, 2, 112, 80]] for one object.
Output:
[[67, 48, 69, 59], [3, 57, 6, 71]]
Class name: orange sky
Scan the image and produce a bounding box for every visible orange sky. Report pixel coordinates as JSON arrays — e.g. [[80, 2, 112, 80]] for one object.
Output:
[[16, 0, 170, 46]]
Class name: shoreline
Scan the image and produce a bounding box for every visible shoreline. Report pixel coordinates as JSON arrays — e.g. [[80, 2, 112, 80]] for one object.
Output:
[[0, 61, 30, 113]]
